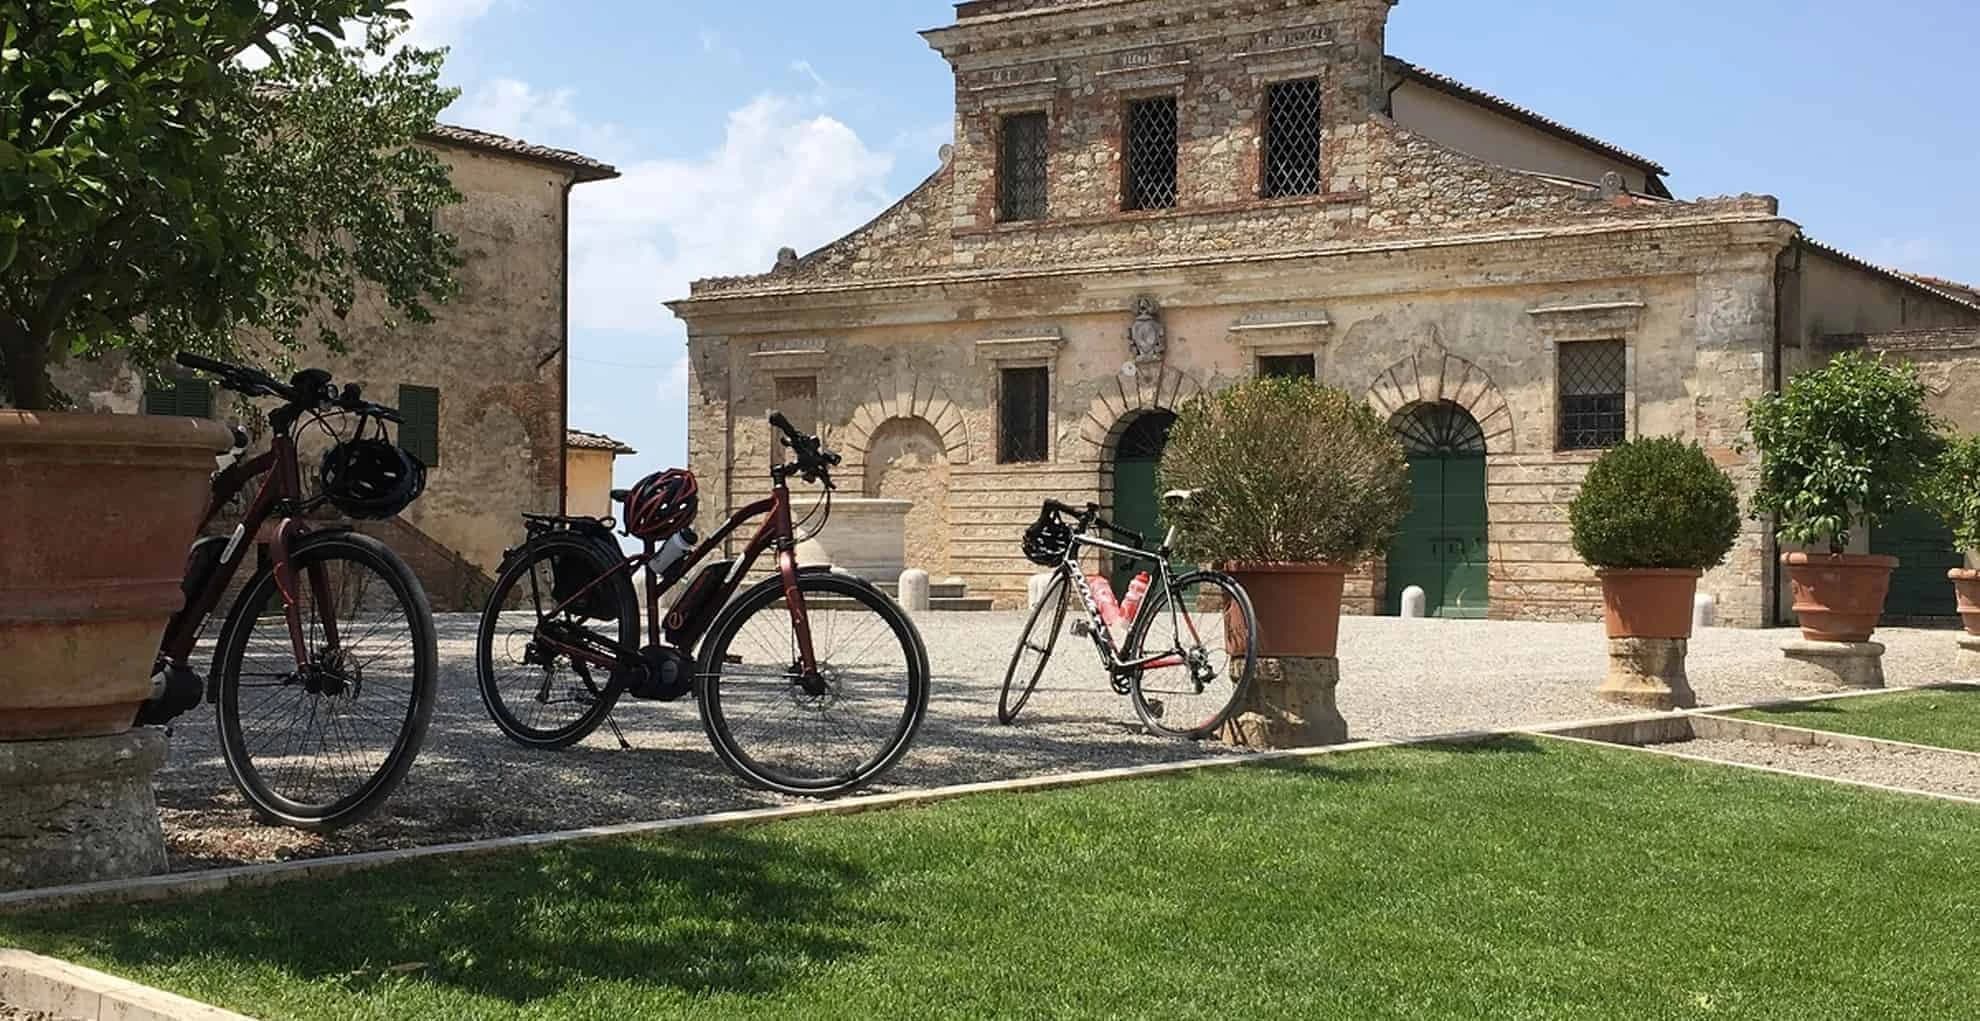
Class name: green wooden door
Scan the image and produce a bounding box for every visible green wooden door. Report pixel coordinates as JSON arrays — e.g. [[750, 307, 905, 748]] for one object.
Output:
[[1873, 504, 1960, 621], [1385, 402, 1489, 619], [1112, 412, 1179, 591]]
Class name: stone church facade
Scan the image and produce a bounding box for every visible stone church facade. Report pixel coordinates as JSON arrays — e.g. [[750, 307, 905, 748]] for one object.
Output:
[[670, 0, 1980, 625]]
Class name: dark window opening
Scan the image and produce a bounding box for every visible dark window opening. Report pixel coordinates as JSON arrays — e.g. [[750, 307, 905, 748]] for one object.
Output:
[[1263, 78, 1323, 198], [143, 377, 214, 418], [397, 384, 441, 466], [998, 111, 1049, 222], [999, 366, 1050, 464], [1258, 354, 1317, 380], [1558, 340, 1626, 450], [1123, 96, 1178, 211]]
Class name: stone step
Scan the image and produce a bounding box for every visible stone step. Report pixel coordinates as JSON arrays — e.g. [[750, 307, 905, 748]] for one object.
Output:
[[800, 594, 995, 613]]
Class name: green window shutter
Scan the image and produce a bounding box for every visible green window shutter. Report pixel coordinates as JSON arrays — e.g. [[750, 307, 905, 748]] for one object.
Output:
[[397, 384, 441, 466], [144, 378, 213, 418]]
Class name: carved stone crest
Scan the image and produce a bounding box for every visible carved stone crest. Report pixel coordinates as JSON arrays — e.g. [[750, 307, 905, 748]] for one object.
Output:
[[1128, 296, 1167, 363]]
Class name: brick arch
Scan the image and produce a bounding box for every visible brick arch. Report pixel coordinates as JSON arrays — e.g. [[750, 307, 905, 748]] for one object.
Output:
[[1072, 364, 1209, 463], [838, 372, 970, 476], [1364, 351, 1515, 454]]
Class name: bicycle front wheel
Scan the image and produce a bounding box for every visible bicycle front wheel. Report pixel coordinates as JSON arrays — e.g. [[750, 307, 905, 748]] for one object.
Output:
[[1122, 571, 1257, 740], [698, 572, 929, 797], [999, 569, 1068, 725], [213, 531, 437, 830]]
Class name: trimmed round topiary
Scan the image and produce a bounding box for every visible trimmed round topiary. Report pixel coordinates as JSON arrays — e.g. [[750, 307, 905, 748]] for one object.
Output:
[[1158, 375, 1411, 564], [1570, 437, 1741, 570]]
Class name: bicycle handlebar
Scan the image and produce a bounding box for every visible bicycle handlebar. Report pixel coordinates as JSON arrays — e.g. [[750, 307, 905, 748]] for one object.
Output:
[[174, 352, 405, 424], [768, 410, 841, 485], [1040, 499, 1144, 548]]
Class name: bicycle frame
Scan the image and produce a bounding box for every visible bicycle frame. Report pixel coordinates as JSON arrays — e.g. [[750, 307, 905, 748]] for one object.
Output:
[[157, 419, 331, 682], [1053, 529, 1201, 675], [532, 467, 820, 676]]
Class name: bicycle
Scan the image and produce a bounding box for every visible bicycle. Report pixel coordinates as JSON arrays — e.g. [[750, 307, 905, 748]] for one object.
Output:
[[474, 411, 930, 797], [1000, 494, 1257, 739], [143, 352, 439, 830]]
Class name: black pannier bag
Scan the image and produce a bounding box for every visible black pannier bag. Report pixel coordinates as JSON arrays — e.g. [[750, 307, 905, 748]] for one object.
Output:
[[550, 518, 625, 622]]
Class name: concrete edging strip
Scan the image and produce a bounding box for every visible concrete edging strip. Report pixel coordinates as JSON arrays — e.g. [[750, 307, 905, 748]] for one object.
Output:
[[0, 949, 254, 1021], [1535, 732, 1980, 808], [1689, 713, 1980, 760]]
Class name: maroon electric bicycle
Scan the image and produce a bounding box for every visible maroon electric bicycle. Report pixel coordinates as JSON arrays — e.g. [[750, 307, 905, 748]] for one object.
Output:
[[146, 352, 438, 830], [474, 411, 929, 797]]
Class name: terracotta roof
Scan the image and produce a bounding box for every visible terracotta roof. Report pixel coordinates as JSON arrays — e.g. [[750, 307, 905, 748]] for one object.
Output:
[[1902, 273, 1980, 306], [424, 124, 620, 183], [566, 429, 636, 454], [1799, 237, 1980, 314], [1388, 58, 1668, 178]]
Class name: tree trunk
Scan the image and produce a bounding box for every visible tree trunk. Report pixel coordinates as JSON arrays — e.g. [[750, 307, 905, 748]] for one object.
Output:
[[0, 316, 52, 411]]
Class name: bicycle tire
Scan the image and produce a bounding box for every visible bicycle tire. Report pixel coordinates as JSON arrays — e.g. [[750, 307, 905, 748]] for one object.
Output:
[[999, 570, 1069, 725], [1122, 570, 1257, 740], [475, 531, 637, 750], [212, 530, 437, 830], [698, 571, 929, 797]]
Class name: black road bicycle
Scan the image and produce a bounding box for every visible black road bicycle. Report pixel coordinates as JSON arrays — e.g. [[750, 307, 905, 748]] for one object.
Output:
[[1001, 494, 1257, 739]]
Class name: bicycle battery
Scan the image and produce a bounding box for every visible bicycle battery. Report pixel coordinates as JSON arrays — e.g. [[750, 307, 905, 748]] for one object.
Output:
[[665, 559, 735, 647]]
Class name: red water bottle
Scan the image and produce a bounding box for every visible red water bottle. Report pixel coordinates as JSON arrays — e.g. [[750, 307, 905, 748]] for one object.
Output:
[[1120, 572, 1151, 622], [1087, 575, 1126, 628]]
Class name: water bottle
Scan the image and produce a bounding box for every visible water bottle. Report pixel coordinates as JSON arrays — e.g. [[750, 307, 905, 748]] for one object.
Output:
[[651, 528, 697, 580], [1087, 575, 1126, 629], [1120, 572, 1152, 622]]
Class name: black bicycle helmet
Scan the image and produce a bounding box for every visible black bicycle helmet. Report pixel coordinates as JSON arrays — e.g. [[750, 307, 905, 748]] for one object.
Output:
[[1022, 512, 1073, 566], [320, 439, 426, 519]]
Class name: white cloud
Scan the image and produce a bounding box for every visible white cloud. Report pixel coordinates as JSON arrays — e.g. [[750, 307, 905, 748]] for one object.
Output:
[[568, 93, 897, 334], [451, 78, 626, 160], [396, 0, 499, 52]]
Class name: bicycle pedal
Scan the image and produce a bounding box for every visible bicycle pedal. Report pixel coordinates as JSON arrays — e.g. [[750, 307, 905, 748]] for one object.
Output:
[[1144, 698, 1164, 719], [1070, 620, 1093, 639]]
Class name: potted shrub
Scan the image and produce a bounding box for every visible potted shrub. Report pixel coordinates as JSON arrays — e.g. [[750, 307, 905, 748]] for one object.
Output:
[[1919, 434, 1980, 635], [1746, 351, 1941, 643], [1571, 438, 1742, 639], [1158, 376, 1411, 658]]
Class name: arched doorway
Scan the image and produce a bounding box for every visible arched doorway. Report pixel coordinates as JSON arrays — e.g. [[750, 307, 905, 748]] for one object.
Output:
[[1386, 401, 1489, 618], [1109, 410, 1177, 589], [863, 416, 952, 577]]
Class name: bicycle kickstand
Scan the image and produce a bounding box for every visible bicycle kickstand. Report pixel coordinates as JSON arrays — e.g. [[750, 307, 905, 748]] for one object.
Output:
[[603, 710, 633, 751]]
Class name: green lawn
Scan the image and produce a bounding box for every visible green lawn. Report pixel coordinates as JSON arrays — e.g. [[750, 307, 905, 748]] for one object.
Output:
[[5, 739, 1980, 1020], [1727, 687, 1980, 753]]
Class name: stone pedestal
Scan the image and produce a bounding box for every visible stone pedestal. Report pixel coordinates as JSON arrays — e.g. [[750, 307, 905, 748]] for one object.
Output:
[[1957, 634, 1980, 680], [795, 497, 910, 580], [0, 729, 168, 892], [1220, 656, 1348, 749], [1599, 637, 1696, 710], [1781, 640, 1886, 690]]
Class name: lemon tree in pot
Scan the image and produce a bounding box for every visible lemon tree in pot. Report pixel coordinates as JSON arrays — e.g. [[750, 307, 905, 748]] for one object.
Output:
[[1569, 438, 1740, 708], [1918, 434, 1980, 637], [1159, 376, 1410, 658], [1, 2, 461, 891]]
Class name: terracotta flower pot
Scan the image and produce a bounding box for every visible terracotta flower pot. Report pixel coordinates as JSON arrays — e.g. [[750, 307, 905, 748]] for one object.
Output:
[[1221, 562, 1347, 658], [0, 411, 232, 741], [1781, 552, 1898, 644], [1951, 568, 1980, 636], [1596, 568, 1701, 640]]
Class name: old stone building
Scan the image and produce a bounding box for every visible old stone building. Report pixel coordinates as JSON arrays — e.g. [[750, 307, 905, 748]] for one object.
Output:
[[669, 0, 1980, 625], [59, 124, 618, 605]]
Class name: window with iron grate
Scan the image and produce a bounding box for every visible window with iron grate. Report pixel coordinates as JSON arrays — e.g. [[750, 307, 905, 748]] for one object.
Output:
[[1122, 96, 1178, 211], [998, 112, 1049, 222], [1557, 340, 1627, 450], [1263, 78, 1323, 198], [999, 366, 1050, 464], [1257, 354, 1316, 380]]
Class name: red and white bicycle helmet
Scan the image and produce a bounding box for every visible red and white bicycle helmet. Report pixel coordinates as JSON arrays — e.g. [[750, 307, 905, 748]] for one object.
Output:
[[623, 468, 698, 540]]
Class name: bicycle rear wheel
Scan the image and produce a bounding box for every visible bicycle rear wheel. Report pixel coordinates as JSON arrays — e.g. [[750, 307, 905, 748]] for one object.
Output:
[[698, 572, 929, 797], [213, 531, 437, 830], [999, 570, 1069, 725], [476, 532, 637, 749], [1122, 571, 1256, 740]]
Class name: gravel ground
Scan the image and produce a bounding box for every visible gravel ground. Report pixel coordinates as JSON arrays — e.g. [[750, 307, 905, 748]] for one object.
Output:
[[0, 1004, 66, 1021], [1673, 738, 1980, 800], [150, 613, 1977, 871]]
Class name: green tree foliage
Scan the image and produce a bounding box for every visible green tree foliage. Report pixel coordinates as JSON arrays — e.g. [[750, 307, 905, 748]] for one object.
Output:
[[1569, 437, 1742, 570], [0, 0, 462, 409], [1158, 375, 1411, 564], [1919, 433, 1980, 554], [1745, 351, 1942, 554]]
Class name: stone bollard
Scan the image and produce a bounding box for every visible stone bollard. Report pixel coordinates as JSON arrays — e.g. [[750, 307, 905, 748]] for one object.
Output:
[[1027, 572, 1058, 610], [898, 569, 931, 614], [1221, 656, 1349, 749], [1400, 586, 1427, 620], [0, 729, 169, 892], [1693, 593, 1717, 631], [1599, 638, 1697, 710], [1957, 634, 1980, 679], [1781, 640, 1886, 689]]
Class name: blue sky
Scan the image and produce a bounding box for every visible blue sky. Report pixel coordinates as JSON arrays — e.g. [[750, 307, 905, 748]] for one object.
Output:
[[408, 0, 1980, 493]]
